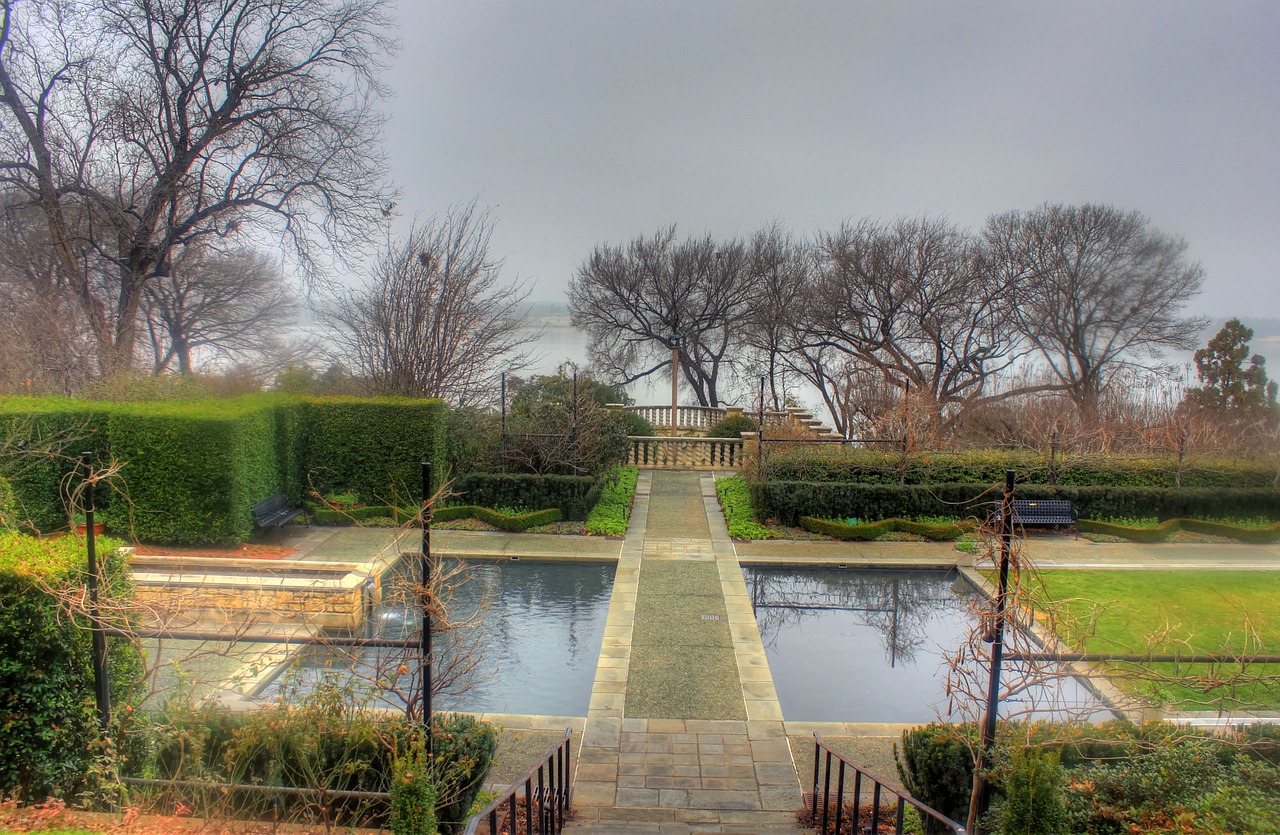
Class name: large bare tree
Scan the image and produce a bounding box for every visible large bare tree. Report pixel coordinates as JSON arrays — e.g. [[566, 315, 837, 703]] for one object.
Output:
[[984, 203, 1207, 419], [329, 203, 534, 406], [804, 217, 1023, 437], [0, 0, 394, 372], [140, 247, 297, 374], [570, 226, 753, 407]]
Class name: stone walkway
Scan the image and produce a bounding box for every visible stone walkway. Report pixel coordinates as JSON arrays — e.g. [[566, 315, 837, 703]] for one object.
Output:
[[569, 472, 800, 832]]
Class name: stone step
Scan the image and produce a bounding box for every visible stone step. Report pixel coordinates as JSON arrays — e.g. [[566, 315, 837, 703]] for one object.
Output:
[[565, 806, 803, 831]]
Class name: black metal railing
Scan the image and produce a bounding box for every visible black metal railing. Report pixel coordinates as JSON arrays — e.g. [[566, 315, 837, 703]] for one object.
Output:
[[463, 728, 573, 835], [807, 733, 965, 835]]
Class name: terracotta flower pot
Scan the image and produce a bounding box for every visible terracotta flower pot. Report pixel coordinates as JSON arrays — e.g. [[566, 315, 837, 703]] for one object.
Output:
[[75, 522, 106, 536]]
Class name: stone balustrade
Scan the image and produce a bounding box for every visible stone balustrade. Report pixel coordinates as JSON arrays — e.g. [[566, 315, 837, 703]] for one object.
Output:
[[625, 436, 745, 470]]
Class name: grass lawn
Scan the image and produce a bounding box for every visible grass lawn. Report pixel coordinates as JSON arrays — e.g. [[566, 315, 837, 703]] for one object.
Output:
[[1028, 569, 1280, 710]]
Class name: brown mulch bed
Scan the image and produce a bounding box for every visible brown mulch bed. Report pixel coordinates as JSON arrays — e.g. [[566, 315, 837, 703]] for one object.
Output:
[[130, 544, 295, 560], [0, 798, 380, 834]]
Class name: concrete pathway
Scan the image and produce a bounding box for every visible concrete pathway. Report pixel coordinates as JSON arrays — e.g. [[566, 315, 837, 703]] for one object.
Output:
[[569, 472, 801, 832]]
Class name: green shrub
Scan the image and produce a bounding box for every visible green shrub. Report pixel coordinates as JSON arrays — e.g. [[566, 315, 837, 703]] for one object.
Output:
[[0, 533, 143, 801], [450, 473, 600, 521], [586, 466, 638, 536], [998, 748, 1067, 835], [306, 397, 447, 506], [706, 414, 756, 438], [895, 723, 976, 826], [444, 407, 500, 476], [392, 744, 439, 835], [715, 476, 774, 540], [619, 410, 655, 437], [430, 713, 497, 835]]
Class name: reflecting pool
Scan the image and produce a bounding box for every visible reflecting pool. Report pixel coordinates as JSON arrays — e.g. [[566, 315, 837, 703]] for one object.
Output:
[[744, 566, 1110, 723], [260, 559, 614, 716]]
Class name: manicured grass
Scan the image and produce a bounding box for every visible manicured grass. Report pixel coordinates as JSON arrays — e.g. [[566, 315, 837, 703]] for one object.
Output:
[[1028, 570, 1280, 709], [585, 466, 638, 536]]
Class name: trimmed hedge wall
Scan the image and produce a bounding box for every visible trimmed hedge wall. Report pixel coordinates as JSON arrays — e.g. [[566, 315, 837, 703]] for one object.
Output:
[[104, 400, 278, 544], [762, 448, 1278, 488], [305, 397, 447, 506], [0, 397, 112, 533], [448, 473, 601, 521], [750, 480, 1280, 528], [0, 533, 143, 800], [0, 396, 447, 545]]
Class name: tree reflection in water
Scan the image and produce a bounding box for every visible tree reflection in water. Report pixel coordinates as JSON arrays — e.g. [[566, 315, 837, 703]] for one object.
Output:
[[746, 567, 970, 667]]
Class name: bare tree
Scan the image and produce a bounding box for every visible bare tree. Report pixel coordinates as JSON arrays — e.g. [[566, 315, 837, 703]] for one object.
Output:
[[140, 247, 297, 374], [984, 203, 1207, 420], [806, 217, 1024, 439], [739, 224, 815, 412], [329, 203, 534, 405], [0, 0, 394, 373], [0, 197, 96, 393], [570, 226, 754, 407]]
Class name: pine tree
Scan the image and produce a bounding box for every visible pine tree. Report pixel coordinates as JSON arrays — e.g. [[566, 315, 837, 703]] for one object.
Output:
[[1185, 319, 1279, 420]]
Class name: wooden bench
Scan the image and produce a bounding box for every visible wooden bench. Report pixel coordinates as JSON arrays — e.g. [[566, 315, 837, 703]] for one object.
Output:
[[253, 493, 303, 530], [991, 498, 1077, 534]]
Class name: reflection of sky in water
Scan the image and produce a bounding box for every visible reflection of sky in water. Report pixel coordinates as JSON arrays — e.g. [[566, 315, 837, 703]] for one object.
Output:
[[260, 559, 614, 716], [744, 567, 1112, 724]]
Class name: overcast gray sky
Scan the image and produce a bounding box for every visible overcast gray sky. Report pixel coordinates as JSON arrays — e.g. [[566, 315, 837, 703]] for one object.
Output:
[[381, 1, 1279, 318]]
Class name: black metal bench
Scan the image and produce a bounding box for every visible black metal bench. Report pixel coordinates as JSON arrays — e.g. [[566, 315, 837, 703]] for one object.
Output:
[[253, 493, 302, 530], [991, 498, 1077, 534]]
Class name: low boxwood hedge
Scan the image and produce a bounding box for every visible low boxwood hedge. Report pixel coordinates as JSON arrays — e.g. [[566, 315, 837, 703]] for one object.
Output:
[[1080, 518, 1280, 543], [800, 516, 977, 541], [309, 503, 562, 532]]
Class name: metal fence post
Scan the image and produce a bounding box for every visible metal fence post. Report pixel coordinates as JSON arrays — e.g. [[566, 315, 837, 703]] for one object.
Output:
[[421, 460, 433, 754], [969, 469, 1014, 831], [82, 451, 111, 732]]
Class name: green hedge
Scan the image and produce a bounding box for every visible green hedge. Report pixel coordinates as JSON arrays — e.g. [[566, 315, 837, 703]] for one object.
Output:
[[715, 476, 774, 540], [310, 503, 562, 532], [801, 516, 977, 541], [0, 398, 113, 534], [586, 466, 638, 536], [762, 447, 1278, 488], [0, 533, 143, 800], [105, 400, 278, 544], [0, 396, 448, 545], [750, 481, 1280, 527], [305, 397, 447, 506], [448, 473, 601, 521]]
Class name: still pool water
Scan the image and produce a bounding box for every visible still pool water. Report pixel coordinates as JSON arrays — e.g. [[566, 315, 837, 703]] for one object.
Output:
[[743, 566, 1111, 723], [260, 559, 615, 716]]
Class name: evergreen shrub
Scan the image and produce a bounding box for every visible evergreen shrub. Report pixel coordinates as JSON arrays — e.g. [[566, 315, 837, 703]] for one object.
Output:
[[751, 481, 1280, 527], [706, 414, 756, 438], [895, 723, 976, 826], [449, 473, 600, 521], [306, 397, 447, 506], [762, 447, 1277, 488], [105, 399, 278, 544], [0, 533, 142, 800]]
